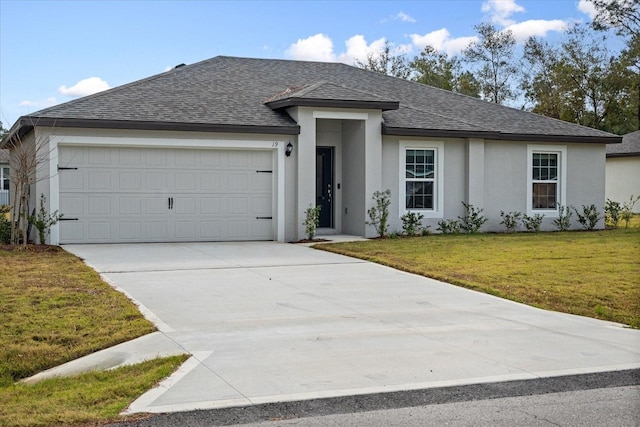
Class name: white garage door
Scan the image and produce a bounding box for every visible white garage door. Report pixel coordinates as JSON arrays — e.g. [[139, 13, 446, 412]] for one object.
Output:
[[58, 146, 274, 243]]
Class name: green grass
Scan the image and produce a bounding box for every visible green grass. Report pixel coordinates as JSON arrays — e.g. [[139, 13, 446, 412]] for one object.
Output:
[[0, 355, 188, 427], [0, 246, 156, 384], [318, 228, 640, 327], [0, 246, 186, 427]]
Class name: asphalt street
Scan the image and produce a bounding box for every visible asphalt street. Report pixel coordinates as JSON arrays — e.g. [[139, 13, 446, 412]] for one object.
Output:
[[108, 369, 640, 426]]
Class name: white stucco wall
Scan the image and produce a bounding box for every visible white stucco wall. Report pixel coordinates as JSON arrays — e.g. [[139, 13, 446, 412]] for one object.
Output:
[[606, 156, 640, 206]]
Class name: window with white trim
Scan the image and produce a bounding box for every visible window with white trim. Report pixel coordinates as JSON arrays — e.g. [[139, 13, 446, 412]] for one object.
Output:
[[527, 145, 566, 216], [400, 141, 444, 218]]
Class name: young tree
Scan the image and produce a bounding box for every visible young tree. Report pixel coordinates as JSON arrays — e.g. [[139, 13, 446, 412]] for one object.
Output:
[[3, 119, 54, 246], [355, 40, 412, 79], [410, 46, 480, 97], [463, 23, 518, 104]]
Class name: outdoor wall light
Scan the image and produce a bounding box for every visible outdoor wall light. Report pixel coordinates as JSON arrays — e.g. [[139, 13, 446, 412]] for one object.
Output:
[[285, 142, 293, 157]]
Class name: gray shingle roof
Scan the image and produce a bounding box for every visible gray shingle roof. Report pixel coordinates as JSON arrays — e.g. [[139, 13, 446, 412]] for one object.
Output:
[[606, 130, 640, 157], [0, 149, 8, 163], [4, 56, 622, 143]]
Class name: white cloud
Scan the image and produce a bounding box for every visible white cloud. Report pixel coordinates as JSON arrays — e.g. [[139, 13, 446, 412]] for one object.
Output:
[[18, 97, 58, 108], [578, 0, 598, 19], [482, 0, 525, 26], [505, 19, 569, 41], [393, 11, 416, 23], [338, 35, 388, 64], [285, 33, 336, 62], [410, 28, 478, 56], [58, 77, 110, 98], [286, 33, 399, 65]]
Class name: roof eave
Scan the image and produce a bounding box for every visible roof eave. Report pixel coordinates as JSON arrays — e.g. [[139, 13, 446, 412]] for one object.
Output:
[[266, 98, 400, 111], [383, 125, 622, 143], [2, 117, 301, 140], [606, 152, 640, 158]]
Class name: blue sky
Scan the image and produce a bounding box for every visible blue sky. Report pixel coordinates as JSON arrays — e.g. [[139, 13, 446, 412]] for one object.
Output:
[[0, 0, 611, 127]]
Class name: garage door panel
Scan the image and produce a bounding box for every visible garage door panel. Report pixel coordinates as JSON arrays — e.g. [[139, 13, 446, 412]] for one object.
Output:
[[59, 146, 274, 243]]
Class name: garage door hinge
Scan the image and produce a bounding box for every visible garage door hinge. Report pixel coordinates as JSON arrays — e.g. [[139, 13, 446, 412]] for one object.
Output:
[[256, 170, 273, 173], [256, 216, 273, 220], [57, 166, 78, 171]]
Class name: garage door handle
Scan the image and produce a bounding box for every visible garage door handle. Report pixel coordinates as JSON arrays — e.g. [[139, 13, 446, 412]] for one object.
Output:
[[168, 197, 174, 210], [256, 216, 272, 220]]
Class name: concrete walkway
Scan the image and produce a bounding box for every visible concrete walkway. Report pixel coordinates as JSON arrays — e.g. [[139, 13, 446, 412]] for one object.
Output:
[[46, 242, 640, 414]]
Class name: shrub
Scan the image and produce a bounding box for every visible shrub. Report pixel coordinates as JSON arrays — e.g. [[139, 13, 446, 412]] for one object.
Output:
[[605, 199, 622, 228], [499, 211, 522, 233], [366, 190, 391, 238], [401, 211, 424, 236], [573, 204, 602, 231], [302, 204, 321, 240], [458, 202, 487, 233], [621, 195, 640, 228], [521, 214, 544, 232], [437, 219, 460, 234], [28, 194, 63, 245], [552, 205, 573, 231], [0, 205, 10, 244]]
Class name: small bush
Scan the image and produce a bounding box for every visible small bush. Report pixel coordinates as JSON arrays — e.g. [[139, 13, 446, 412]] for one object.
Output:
[[302, 204, 321, 240], [28, 194, 63, 245], [552, 205, 573, 231], [0, 205, 10, 244], [499, 211, 522, 233], [574, 204, 602, 231], [458, 202, 487, 233], [522, 214, 544, 232], [605, 199, 621, 228], [621, 195, 640, 228], [401, 211, 424, 236], [437, 219, 460, 234], [366, 190, 391, 238]]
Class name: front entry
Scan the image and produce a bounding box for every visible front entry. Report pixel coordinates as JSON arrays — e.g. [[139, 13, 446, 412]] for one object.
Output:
[[316, 147, 334, 228]]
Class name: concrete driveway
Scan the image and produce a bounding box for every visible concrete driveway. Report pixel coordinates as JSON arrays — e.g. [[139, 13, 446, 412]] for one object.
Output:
[[59, 242, 640, 414]]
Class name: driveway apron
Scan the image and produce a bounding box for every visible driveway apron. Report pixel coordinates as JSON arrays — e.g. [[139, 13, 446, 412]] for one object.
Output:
[[63, 242, 640, 414]]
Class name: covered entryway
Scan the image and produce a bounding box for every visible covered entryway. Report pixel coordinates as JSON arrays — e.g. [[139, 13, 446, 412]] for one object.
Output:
[[58, 146, 274, 243]]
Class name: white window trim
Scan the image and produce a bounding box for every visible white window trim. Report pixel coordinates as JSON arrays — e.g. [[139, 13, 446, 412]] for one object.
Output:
[[399, 141, 444, 218], [526, 144, 567, 217]]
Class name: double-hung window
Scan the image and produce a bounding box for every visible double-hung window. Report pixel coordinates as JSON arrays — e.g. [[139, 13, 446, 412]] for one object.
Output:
[[0, 166, 9, 205], [400, 141, 444, 218], [527, 145, 566, 216]]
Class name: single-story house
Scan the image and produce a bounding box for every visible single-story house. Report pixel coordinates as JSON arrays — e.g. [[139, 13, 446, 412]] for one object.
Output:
[[606, 130, 640, 205], [0, 149, 9, 206], [0, 56, 622, 244]]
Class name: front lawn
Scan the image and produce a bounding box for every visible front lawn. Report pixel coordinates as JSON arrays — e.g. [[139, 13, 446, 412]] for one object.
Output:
[[318, 228, 640, 327], [0, 246, 186, 427]]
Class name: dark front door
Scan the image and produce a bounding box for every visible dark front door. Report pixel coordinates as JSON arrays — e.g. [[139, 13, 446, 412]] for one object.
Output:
[[316, 147, 334, 228]]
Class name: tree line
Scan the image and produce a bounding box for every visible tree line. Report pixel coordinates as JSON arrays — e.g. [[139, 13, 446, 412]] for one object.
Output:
[[356, 0, 639, 135]]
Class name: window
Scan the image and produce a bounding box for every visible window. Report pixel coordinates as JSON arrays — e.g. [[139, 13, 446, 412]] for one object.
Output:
[[400, 141, 444, 218], [527, 145, 566, 216], [0, 166, 8, 205], [405, 149, 435, 209]]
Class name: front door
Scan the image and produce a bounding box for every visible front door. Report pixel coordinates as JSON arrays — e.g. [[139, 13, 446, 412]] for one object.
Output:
[[316, 147, 334, 228]]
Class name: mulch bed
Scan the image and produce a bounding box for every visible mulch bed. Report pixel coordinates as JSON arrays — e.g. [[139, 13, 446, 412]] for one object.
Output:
[[0, 244, 62, 252]]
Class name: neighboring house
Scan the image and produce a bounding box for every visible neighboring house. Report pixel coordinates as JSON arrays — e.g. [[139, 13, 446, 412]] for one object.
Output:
[[0, 56, 622, 244], [0, 149, 9, 206], [606, 130, 640, 205]]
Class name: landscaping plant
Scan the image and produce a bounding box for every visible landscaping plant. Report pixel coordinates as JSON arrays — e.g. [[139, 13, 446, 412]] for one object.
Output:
[[574, 204, 602, 230], [458, 201, 487, 233], [302, 204, 321, 240], [521, 213, 544, 232], [436, 219, 460, 234], [401, 211, 425, 236], [0, 205, 10, 244], [499, 210, 522, 233], [366, 189, 391, 238], [621, 194, 640, 228], [552, 205, 573, 231], [605, 199, 622, 228], [28, 193, 63, 245]]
